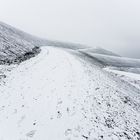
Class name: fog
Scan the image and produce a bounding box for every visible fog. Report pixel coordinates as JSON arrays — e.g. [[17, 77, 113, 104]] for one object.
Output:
[[0, 0, 140, 58]]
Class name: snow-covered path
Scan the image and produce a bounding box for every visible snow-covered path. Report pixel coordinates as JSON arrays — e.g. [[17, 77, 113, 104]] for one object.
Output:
[[0, 47, 140, 140]]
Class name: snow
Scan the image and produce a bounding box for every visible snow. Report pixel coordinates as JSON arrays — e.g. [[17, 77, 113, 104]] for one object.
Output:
[[0, 46, 140, 140], [105, 68, 140, 80], [79, 47, 120, 57], [105, 67, 140, 74], [0, 21, 85, 64], [105, 67, 140, 90], [81, 51, 140, 68]]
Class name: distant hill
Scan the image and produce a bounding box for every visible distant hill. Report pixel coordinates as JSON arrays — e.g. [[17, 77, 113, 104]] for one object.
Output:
[[79, 47, 120, 57], [0, 22, 86, 65], [81, 51, 140, 68]]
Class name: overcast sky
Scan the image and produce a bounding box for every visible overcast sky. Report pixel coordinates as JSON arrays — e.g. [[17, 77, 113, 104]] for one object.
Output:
[[0, 0, 140, 58]]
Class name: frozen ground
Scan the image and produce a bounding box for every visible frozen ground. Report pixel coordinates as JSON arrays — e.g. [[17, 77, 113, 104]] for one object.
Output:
[[0, 46, 140, 140], [105, 67, 140, 91]]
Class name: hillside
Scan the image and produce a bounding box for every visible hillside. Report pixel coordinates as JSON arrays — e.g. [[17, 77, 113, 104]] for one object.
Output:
[[0, 46, 140, 140], [80, 50, 140, 68], [0, 22, 87, 65], [0, 22, 42, 64], [0, 22, 140, 140], [79, 47, 120, 57]]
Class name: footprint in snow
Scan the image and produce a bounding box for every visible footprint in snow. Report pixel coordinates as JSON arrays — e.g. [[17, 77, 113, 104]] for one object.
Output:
[[26, 130, 36, 138], [57, 111, 62, 118], [65, 129, 72, 136], [95, 87, 100, 91]]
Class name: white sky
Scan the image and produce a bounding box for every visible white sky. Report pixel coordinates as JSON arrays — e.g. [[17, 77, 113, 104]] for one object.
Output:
[[0, 0, 140, 58]]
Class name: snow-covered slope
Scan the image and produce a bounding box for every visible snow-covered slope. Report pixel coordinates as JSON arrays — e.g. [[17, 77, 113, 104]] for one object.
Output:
[[0, 22, 87, 65], [0, 22, 140, 140], [0, 22, 42, 64], [0, 46, 140, 140], [79, 47, 120, 57], [0, 22, 75, 64], [105, 67, 140, 90], [81, 51, 140, 68]]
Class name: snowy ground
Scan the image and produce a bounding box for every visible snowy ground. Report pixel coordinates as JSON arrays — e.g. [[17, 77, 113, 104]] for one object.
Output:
[[105, 67, 140, 91], [0, 46, 140, 140], [80, 51, 140, 68]]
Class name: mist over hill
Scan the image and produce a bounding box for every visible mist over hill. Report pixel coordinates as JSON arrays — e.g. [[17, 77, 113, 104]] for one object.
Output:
[[0, 22, 89, 65]]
